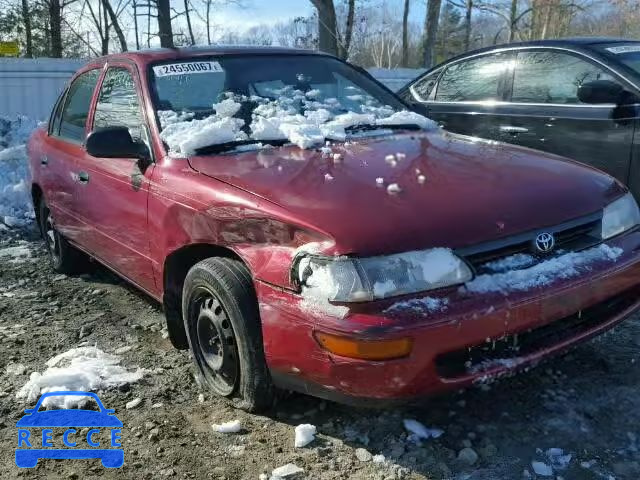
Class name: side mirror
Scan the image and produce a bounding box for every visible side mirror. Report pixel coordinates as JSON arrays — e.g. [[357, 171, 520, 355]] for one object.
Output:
[[86, 127, 150, 164], [577, 80, 625, 104]]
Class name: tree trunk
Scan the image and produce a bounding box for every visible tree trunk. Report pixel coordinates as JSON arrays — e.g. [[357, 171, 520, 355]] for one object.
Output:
[[49, 0, 63, 57], [103, 0, 127, 51], [133, 0, 139, 49], [402, 0, 410, 67], [421, 0, 442, 68], [21, 0, 33, 57], [509, 0, 517, 41], [311, 0, 338, 56], [206, 0, 211, 44], [184, 0, 195, 45], [101, 0, 109, 55], [156, 0, 174, 48], [464, 0, 472, 51], [338, 0, 355, 59]]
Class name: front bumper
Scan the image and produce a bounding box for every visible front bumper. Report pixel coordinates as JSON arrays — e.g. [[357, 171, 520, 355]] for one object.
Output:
[[257, 231, 640, 405]]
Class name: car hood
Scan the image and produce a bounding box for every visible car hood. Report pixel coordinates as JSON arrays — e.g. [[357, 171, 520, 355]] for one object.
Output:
[[188, 131, 624, 255]]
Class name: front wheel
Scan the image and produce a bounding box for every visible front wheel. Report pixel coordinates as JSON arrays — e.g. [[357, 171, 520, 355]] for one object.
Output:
[[182, 257, 274, 412], [39, 198, 86, 274]]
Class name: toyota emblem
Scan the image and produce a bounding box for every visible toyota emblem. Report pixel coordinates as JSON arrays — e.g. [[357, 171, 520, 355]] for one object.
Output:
[[534, 232, 556, 254]]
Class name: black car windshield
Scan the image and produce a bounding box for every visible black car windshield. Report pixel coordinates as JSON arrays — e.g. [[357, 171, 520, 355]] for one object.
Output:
[[598, 43, 640, 75], [149, 54, 433, 155]]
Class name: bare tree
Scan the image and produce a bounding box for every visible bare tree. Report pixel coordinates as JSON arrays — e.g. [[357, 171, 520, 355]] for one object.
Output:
[[421, 0, 442, 68], [310, 0, 338, 55], [20, 0, 33, 57], [46, 0, 79, 57], [103, 0, 127, 51], [401, 0, 410, 66], [155, 0, 173, 47], [183, 0, 195, 44], [338, 0, 355, 59]]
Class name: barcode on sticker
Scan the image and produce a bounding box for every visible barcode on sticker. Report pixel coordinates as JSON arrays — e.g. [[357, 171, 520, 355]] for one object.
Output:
[[153, 61, 223, 77]]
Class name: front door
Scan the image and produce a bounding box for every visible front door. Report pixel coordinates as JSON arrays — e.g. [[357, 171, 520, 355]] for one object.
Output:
[[499, 49, 637, 185], [75, 64, 157, 294]]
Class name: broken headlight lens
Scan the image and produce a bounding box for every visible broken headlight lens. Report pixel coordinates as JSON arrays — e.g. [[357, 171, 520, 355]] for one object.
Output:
[[297, 248, 473, 302], [601, 193, 640, 240]]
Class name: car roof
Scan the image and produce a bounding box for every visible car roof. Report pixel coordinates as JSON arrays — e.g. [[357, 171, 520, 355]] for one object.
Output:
[[90, 45, 324, 67], [399, 37, 640, 91]]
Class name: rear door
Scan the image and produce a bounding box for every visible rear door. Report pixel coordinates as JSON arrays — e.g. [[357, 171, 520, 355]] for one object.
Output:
[[41, 69, 101, 242], [415, 51, 515, 140], [75, 63, 157, 294], [499, 48, 637, 183]]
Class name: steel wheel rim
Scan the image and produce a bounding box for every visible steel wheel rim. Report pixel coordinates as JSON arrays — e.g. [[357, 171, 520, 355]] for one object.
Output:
[[194, 288, 238, 395]]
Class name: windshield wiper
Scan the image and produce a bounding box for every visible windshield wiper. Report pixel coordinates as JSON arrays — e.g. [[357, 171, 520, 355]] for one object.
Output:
[[194, 139, 288, 155], [344, 123, 422, 133]]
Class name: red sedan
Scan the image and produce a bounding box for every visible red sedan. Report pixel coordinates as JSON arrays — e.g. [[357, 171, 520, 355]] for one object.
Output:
[[28, 46, 640, 410]]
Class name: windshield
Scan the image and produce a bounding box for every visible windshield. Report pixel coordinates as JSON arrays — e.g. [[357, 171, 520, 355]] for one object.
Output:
[[149, 54, 433, 155], [598, 43, 640, 75]]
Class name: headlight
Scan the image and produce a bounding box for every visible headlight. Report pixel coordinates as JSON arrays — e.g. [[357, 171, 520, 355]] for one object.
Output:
[[297, 248, 473, 302], [601, 193, 640, 240]]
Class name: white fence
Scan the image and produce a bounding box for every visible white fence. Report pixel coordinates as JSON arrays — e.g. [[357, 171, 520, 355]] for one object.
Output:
[[0, 58, 423, 121], [0, 58, 85, 120]]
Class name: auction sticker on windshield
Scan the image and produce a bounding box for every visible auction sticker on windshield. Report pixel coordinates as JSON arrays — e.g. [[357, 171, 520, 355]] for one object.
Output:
[[153, 61, 223, 77]]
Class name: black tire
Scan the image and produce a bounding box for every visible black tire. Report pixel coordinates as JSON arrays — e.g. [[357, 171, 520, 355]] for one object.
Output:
[[182, 257, 274, 412], [38, 197, 86, 274]]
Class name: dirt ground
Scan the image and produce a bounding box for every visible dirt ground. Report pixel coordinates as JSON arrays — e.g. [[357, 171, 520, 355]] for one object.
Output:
[[0, 226, 639, 480]]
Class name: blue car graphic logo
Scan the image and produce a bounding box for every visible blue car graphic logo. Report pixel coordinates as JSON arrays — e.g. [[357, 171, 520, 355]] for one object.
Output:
[[16, 391, 123, 468]]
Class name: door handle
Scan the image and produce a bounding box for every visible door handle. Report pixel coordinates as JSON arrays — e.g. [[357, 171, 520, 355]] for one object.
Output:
[[499, 125, 529, 134], [77, 171, 90, 184], [40, 156, 48, 166]]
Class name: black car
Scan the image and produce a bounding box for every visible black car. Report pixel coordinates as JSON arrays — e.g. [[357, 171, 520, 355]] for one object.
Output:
[[399, 38, 640, 200]]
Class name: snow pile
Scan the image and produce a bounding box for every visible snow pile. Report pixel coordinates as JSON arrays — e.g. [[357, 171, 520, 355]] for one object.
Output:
[[0, 116, 38, 229], [464, 244, 624, 294], [403, 419, 444, 443], [0, 243, 32, 263], [160, 88, 435, 155], [212, 419, 242, 434], [16, 346, 145, 408], [270, 463, 304, 479], [294, 423, 317, 448]]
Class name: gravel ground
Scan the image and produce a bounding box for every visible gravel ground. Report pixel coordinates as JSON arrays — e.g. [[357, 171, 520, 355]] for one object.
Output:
[[0, 226, 639, 480]]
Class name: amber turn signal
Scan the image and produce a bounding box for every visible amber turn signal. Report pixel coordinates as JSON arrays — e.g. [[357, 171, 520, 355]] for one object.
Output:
[[314, 332, 413, 361]]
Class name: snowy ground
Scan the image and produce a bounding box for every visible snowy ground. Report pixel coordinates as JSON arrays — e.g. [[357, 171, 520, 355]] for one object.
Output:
[[1, 116, 640, 479]]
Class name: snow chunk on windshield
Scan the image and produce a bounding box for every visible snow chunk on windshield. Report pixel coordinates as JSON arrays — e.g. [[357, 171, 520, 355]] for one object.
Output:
[[159, 88, 436, 154], [16, 346, 145, 408], [464, 244, 623, 294]]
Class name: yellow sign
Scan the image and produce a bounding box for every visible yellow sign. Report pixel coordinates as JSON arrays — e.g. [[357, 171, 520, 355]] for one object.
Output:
[[0, 41, 20, 57]]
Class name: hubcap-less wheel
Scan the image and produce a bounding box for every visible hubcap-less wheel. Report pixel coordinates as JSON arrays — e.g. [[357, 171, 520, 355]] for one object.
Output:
[[194, 289, 238, 396], [44, 213, 61, 264]]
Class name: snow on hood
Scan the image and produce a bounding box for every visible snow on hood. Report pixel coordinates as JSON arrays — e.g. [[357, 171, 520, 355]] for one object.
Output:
[[158, 89, 436, 155]]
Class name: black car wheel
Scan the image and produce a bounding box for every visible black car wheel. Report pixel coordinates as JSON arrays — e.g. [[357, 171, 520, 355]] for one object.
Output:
[[38, 198, 86, 274], [182, 257, 274, 412]]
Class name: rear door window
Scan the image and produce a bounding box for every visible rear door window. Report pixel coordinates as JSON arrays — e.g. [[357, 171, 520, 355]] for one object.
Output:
[[57, 69, 100, 143], [435, 52, 513, 102], [93, 67, 146, 142], [512, 50, 619, 104]]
